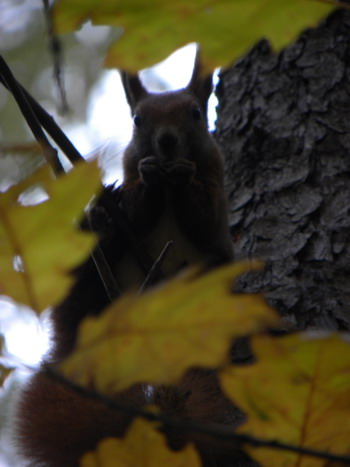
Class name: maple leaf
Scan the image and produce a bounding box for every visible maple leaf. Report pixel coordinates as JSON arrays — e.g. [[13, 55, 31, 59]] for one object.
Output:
[[0, 161, 101, 313], [220, 333, 350, 466], [53, 0, 335, 71], [80, 417, 201, 467], [62, 261, 278, 393]]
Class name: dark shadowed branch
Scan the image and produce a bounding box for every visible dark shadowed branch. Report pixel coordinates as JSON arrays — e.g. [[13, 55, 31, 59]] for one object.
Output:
[[86, 211, 123, 301], [43, 365, 350, 465], [138, 241, 173, 293], [42, 0, 68, 113], [0, 62, 84, 166], [0, 55, 64, 175]]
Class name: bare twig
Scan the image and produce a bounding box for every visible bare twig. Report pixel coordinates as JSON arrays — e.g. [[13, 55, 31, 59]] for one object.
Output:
[[101, 192, 162, 279], [42, 0, 68, 113], [86, 212, 122, 301], [0, 71, 84, 165], [44, 365, 350, 465], [0, 56, 63, 175], [138, 241, 173, 294], [0, 142, 42, 155]]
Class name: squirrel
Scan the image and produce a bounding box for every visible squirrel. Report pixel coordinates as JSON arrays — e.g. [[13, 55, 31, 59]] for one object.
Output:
[[14, 52, 242, 467]]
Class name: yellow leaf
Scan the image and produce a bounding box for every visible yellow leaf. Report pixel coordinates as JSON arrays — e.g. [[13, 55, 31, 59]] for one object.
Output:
[[220, 333, 350, 466], [54, 0, 335, 71], [62, 261, 278, 392], [0, 161, 101, 313], [80, 418, 201, 467]]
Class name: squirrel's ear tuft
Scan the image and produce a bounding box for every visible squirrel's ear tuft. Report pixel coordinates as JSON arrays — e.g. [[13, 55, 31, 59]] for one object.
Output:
[[188, 46, 213, 115], [120, 72, 148, 114]]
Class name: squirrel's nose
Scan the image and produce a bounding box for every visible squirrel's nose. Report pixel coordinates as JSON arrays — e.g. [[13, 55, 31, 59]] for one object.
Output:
[[157, 131, 178, 150]]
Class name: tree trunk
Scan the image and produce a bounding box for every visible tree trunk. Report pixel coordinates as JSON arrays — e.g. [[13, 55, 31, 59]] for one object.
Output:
[[216, 8, 350, 335]]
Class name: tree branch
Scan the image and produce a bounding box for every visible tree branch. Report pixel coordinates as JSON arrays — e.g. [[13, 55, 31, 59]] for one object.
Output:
[[42, 0, 68, 113], [0, 55, 64, 175], [44, 365, 350, 465], [86, 211, 123, 301], [138, 241, 173, 294], [0, 65, 84, 165]]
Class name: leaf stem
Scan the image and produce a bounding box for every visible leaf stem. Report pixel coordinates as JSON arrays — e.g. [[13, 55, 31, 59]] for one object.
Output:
[[42, 0, 68, 113], [138, 240, 173, 294]]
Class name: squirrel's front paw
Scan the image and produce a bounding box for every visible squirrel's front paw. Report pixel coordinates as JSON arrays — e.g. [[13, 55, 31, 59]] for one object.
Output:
[[138, 157, 167, 185], [167, 159, 196, 185]]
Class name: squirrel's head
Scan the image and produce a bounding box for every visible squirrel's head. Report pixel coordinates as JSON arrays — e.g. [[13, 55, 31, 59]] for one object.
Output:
[[120, 49, 215, 163]]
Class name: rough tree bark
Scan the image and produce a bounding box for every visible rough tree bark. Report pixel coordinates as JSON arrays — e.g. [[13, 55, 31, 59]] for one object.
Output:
[[216, 8, 350, 336]]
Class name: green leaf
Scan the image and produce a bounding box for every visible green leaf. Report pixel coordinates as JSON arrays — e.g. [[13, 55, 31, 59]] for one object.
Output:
[[54, 0, 335, 71], [0, 161, 101, 313]]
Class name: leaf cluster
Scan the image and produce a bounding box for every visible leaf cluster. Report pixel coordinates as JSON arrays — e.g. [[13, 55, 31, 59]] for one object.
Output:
[[1, 162, 349, 465], [54, 0, 335, 71], [1, 1, 350, 466]]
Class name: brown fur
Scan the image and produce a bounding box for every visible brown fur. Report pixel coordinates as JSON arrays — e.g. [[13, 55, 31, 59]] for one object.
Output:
[[16, 373, 145, 467], [14, 54, 240, 466]]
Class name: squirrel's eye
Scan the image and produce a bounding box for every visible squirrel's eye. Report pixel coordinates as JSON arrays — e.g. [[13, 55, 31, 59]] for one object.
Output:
[[192, 106, 202, 121], [133, 114, 142, 128]]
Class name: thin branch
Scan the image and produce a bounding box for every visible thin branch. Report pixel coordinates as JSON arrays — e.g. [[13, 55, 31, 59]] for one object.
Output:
[[0, 55, 63, 175], [44, 365, 350, 465], [138, 241, 173, 294], [0, 71, 84, 165], [86, 212, 123, 301], [42, 0, 68, 113], [101, 192, 163, 279], [0, 142, 42, 155]]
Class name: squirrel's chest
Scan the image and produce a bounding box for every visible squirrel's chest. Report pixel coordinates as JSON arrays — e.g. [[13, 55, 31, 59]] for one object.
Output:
[[144, 207, 206, 274], [113, 198, 207, 292]]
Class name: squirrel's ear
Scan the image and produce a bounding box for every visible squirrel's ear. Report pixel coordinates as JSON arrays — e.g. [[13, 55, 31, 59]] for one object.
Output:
[[120, 71, 148, 114], [188, 46, 213, 114]]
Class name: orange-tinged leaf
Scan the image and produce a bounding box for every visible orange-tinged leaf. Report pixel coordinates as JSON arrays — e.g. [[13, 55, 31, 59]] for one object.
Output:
[[54, 0, 335, 72], [80, 418, 201, 467], [220, 333, 350, 466], [62, 261, 278, 392], [0, 161, 101, 313]]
